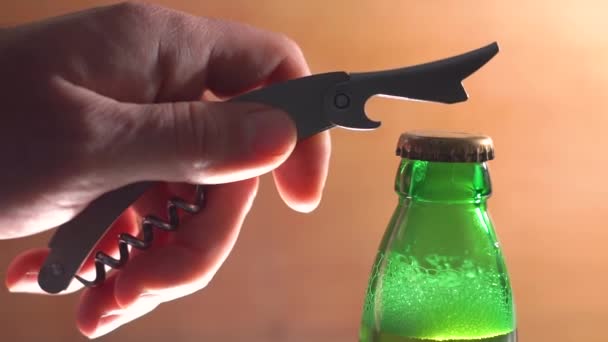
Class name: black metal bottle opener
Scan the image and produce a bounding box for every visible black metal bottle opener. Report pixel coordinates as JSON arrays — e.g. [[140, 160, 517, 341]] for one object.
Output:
[[37, 42, 499, 294]]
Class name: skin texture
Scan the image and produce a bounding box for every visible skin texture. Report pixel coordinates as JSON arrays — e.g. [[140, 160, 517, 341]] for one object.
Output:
[[0, 2, 331, 338]]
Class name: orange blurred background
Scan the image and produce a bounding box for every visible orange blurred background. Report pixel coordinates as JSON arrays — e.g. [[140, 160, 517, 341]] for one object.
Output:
[[1, 1, 607, 341]]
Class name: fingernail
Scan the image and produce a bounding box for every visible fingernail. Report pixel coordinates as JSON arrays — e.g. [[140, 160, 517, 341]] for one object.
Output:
[[8, 271, 39, 293], [244, 108, 296, 156]]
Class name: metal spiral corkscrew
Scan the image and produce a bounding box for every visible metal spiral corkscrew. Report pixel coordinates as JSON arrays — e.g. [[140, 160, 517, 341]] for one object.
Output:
[[74, 185, 206, 287], [37, 42, 499, 294]]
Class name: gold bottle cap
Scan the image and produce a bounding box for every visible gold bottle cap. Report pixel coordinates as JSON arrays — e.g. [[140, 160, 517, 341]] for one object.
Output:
[[396, 130, 494, 162]]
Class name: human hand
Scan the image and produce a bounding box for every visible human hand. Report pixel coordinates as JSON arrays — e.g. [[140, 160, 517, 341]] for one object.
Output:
[[0, 2, 330, 338]]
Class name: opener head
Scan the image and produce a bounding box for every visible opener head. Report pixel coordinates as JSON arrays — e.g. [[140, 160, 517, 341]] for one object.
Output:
[[324, 42, 500, 131]]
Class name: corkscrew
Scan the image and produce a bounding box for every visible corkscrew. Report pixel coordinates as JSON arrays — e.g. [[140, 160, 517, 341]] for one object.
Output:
[[37, 42, 499, 294]]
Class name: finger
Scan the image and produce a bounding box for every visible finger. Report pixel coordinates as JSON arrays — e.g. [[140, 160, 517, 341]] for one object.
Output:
[[202, 21, 310, 97], [273, 132, 331, 212], [75, 179, 257, 338], [6, 207, 140, 295]]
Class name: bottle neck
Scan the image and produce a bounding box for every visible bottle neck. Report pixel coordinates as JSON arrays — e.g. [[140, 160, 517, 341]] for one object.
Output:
[[395, 158, 492, 203]]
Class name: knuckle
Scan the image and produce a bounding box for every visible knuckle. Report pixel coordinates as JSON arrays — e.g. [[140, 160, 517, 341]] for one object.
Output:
[[108, 1, 165, 25], [273, 33, 308, 75], [113, 1, 154, 15], [277, 33, 304, 58], [279, 33, 300, 51]]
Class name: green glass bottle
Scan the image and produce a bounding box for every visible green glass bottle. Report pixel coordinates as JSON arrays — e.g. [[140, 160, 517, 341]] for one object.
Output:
[[359, 131, 516, 342]]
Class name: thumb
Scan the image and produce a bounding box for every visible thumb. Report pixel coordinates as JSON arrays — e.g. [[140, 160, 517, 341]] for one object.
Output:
[[93, 101, 297, 186]]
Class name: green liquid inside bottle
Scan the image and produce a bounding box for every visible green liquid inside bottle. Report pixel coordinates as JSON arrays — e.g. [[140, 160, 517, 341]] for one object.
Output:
[[359, 132, 516, 342]]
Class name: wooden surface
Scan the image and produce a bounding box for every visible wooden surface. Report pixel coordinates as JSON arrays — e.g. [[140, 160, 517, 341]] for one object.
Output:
[[1, 1, 607, 341]]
